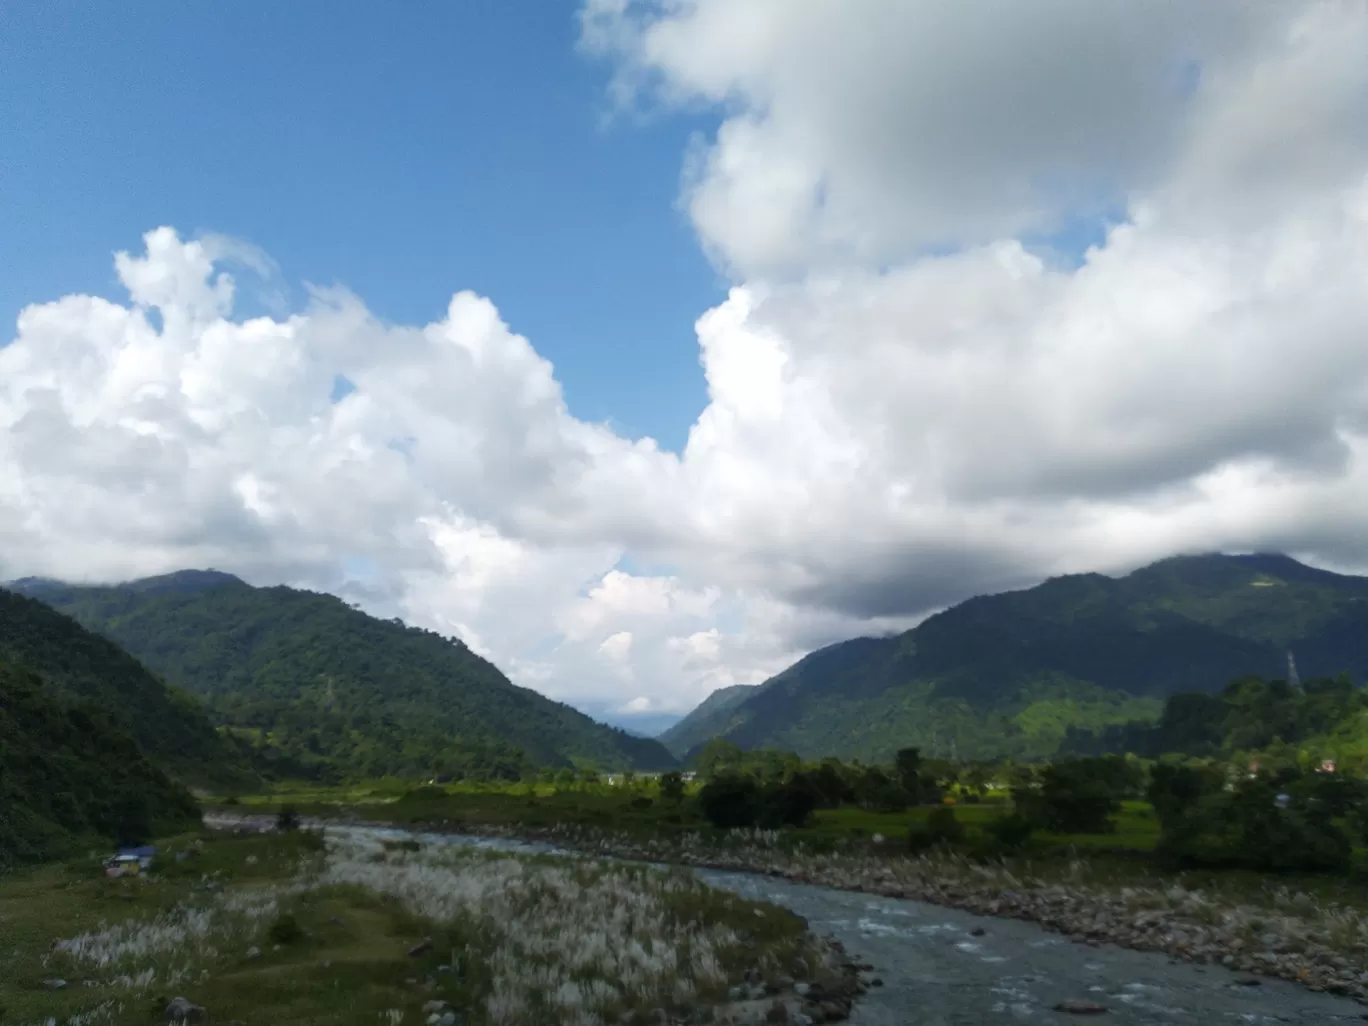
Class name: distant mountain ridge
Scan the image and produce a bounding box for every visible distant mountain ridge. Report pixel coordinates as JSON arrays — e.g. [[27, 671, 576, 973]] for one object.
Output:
[[13, 571, 677, 776], [659, 683, 765, 756], [662, 553, 1368, 762]]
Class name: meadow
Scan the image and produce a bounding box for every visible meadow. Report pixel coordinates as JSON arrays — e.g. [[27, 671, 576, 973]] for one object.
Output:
[[0, 826, 840, 1026], [216, 780, 1165, 855]]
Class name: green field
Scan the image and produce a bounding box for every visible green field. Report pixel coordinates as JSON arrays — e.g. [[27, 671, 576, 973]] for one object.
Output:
[[0, 825, 836, 1026], [215, 780, 1166, 855]]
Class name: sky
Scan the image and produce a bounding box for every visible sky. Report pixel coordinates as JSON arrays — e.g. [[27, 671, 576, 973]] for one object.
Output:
[[3, 1, 1368, 731]]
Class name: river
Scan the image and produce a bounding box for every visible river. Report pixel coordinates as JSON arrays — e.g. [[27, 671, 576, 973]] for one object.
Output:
[[245, 820, 1368, 1024]]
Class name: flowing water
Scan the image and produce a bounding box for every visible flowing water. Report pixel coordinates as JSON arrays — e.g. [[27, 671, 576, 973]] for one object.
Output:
[[269, 822, 1368, 1024]]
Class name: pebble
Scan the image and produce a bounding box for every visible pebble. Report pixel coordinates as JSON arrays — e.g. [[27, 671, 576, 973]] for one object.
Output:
[[1053, 999, 1107, 1014]]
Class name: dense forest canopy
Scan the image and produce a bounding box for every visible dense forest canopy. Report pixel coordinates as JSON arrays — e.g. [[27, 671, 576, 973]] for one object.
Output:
[[0, 657, 202, 866], [13, 571, 676, 779], [0, 586, 254, 789], [664, 554, 1368, 762]]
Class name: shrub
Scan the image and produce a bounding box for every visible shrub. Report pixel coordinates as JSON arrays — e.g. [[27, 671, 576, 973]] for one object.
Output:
[[659, 771, 686, 805], [275, 805, 301, 832], [697, 774, 761, 829], [1015, 759, 1122, 834], [267, 912, 304, 946], [907, 806, 965, 853], [986, 813, 1034, 852], [759, 774, 819, 828]]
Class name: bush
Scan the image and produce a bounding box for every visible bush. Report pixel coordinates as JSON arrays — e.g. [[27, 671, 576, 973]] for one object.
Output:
[[267, 912, 304, 945], [275, 805, 301, 832], [697, 774, 761, 829], [397, 786, 448, 804], [759, 774, 819, 828], [986, 813, 1034, 852], [1015, 759, 1122, 834], [659, 771, 686, 805], [907, 806, 965, 853]]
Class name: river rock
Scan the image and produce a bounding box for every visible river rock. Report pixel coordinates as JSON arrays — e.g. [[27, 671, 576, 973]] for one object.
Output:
[[1053, 999, 1106, 1015], [164, 997, 206, 1022]]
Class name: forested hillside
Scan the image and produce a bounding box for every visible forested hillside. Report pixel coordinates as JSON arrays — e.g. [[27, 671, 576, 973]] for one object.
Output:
[[1063, 672, 1368, 765], [0, 658, 202, 866], [14, 571, 677, 777], [659, 682, 763, 757], [665, 554, 1368, 762], [0, 587, 254, 789]]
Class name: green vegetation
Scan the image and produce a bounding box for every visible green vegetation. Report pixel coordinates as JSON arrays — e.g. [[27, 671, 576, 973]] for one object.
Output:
[[14, 570, 677, 778], [0, 586, 254, 789], [662, 553, 1368, 762], [1064, 672, 1368, 767], [1, 828, 838, 1026], [0, 657, 202, 866]]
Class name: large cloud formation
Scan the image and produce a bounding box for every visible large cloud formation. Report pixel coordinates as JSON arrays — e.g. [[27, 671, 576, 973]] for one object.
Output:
[[4, 1, 1368, 722]]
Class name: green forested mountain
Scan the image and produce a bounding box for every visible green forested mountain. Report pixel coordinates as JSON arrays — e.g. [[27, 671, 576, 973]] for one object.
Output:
[[0, 658, 202, 866], [660, 683, 764, 757], [0, 587, 255, 789], [1060, 672, 1368, 765], [665, 554, 1368, 762], [12, 571, 677, 777]]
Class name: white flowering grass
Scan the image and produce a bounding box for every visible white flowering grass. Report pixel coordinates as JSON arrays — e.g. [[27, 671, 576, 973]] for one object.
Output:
[[7, 828, 828, 1026], [320, 833, 819, 1024]]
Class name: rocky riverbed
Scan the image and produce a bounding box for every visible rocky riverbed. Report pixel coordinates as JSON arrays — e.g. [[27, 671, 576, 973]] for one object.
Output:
[[207, 814, 1368, 1019]]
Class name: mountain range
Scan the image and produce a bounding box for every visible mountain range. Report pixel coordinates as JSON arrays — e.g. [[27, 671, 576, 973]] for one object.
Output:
[[9, 571, 677, 779], [661, 553, 1368, 762]]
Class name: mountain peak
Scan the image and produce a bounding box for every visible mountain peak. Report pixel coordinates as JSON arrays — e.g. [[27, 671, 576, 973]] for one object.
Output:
[[123, 568, 245, 595]]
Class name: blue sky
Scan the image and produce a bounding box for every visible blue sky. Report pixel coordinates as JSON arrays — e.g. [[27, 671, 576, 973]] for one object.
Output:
[[0, 0, 722, 451]]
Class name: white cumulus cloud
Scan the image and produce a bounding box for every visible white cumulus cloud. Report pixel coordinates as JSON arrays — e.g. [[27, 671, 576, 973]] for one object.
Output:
[[4, 1, 1368, 725]]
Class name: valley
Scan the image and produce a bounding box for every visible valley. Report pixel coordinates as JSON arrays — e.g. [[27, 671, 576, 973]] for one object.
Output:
[[6, 551, 1368, 1024]]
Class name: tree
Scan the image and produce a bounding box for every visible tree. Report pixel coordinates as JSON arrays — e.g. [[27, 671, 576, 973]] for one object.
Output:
[[693, 739, 747, 780], [759, 773, 820, 828], [907, 806, 964, 853], [1155, 770, 1352, 873], [1147, 762, 1220, 828], [1015, 758, 1121, 834], [697, 774, 761, 829], [659, 771, 685, 805], [894, 747, 923, 795]]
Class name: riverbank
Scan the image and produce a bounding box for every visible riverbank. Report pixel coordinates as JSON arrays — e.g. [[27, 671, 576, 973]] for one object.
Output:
[[3, 825, 861, 1026], [207, 812, 1368, 1005]]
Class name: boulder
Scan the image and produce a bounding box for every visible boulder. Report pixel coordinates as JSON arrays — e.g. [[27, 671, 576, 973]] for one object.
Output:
[[165, 997, 206, 1022]]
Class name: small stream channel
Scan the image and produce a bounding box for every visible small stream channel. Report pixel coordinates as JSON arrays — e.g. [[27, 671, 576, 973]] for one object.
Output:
[[229, 819, 1368, 1025]]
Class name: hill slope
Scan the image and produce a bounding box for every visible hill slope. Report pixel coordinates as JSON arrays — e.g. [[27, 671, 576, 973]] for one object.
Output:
[[13, 572, 676, 776], [660, 683, 765, 758], [671, 553, 1368, 762], [0, 587, 255, 790], [0, 658, 202, 866]]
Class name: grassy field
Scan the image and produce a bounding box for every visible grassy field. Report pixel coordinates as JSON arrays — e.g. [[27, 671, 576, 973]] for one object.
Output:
[[0, 826, 837, 1026], [217, 781, 1165, 854]]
